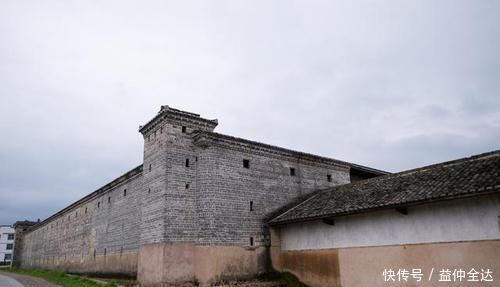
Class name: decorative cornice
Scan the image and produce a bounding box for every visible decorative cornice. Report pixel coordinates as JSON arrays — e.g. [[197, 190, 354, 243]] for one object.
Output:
[[139, 105, 218, 135]]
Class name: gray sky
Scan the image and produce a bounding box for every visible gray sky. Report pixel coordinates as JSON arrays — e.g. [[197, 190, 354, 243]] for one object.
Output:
[[1, 0, 499, 225]]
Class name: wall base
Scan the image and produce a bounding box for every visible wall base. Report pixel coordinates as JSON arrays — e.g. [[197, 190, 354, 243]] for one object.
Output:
[[137, 242, 268, 286], [274, 240, 500, 287]]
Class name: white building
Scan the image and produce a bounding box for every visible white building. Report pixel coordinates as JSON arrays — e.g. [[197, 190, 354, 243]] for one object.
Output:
[[0, 225, 15, 265], [269, 150, 500, 287]]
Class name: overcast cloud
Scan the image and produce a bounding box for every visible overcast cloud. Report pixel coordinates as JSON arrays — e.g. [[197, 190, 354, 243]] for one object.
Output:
[[1, 0, 499, 225]]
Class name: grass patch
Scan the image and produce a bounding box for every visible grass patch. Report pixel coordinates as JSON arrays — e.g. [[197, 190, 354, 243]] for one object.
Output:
[[3, 268, 117, 287], [260, 271, 309, 287]]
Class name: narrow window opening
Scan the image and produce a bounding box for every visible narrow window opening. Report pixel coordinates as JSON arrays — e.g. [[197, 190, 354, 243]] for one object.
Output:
[[93, 249, 96, 258], [327, 174, 332, 182], [185, 158, 190, 167], [185, 183, 190, 189], [104, 248, 107, 256], [149, 164, 152, 172], [75, 212, 78, 218], [97, 202, 100, 208], [120, 246, 123, 256], [249, 237, 254, 246], [497, 216, 500, 233], [148, 188, 151, 194], [195, 156, 198, 162], [290, 168, 296, 176], [108, 196, 111, 203], [250, 201, 253, 211], [85, 207, 87, 214], [160, 127, 163, 134], [243, 159, 250, 168], [182, 126, 186, 133], [124, 189, 127, 197]]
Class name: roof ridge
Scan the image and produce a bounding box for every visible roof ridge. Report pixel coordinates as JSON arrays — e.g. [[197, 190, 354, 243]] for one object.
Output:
[[269, 149, 500, 225], [393, 149, 500, 177], [344, 149, 500, 188]]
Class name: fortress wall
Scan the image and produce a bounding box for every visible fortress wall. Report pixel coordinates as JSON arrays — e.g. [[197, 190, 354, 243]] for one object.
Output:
[[16, 106, 380, 286], [19, 166, 143, 276], [137, 113, 218, 285], [196, 141, 350, 246], [191, 140, 351, 284]]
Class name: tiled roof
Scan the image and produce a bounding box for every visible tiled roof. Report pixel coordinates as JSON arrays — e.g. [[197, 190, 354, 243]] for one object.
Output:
[[269, 150, 500, 225]]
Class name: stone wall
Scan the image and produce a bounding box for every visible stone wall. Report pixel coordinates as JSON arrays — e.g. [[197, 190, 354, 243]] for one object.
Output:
[[135, 107, 355, 285], [194, 135, 350, 246], [17, 106, 380, 285], [18, 166, 143, 276]]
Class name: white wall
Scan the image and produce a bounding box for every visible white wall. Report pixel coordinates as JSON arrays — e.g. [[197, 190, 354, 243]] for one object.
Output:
[[0, 226, 15, 262], [280, 194, 500, 250]]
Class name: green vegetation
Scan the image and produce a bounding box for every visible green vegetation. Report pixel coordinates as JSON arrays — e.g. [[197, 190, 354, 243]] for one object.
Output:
[[3, 268, 117, 287], [261, 271, 309, 287]]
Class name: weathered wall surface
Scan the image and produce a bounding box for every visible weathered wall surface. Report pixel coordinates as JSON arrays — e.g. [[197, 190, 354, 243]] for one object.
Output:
[[338, 240, 499, 287], [273, 241, 499, 287], [136, 108, 353, 285], [18, 107, 374, 286], [280, 194, 500, 250], [19, 167, 143, 276], [271, 195, 500, 287], [195, 138, 350, 247]]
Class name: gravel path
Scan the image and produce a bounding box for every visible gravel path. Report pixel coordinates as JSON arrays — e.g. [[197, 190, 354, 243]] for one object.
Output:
[[0, 271, 59, 287], [0, 273, 25, 287]]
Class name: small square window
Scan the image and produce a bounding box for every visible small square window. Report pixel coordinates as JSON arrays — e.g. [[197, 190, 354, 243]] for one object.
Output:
[[243, 159, 250, 168], [182, 126, 186, 133], [327, 174, 332, 182], [7, 234, 14, 240], [5, 254, 11, 260], [6, 243, 13, 250], [290, 168, 296, 176]]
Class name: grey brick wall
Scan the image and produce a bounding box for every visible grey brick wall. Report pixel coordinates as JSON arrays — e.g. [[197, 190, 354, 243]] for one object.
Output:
[[194, 140, 350, 246], [18, 106, 357, 276], [19, 167, 143, 271]]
